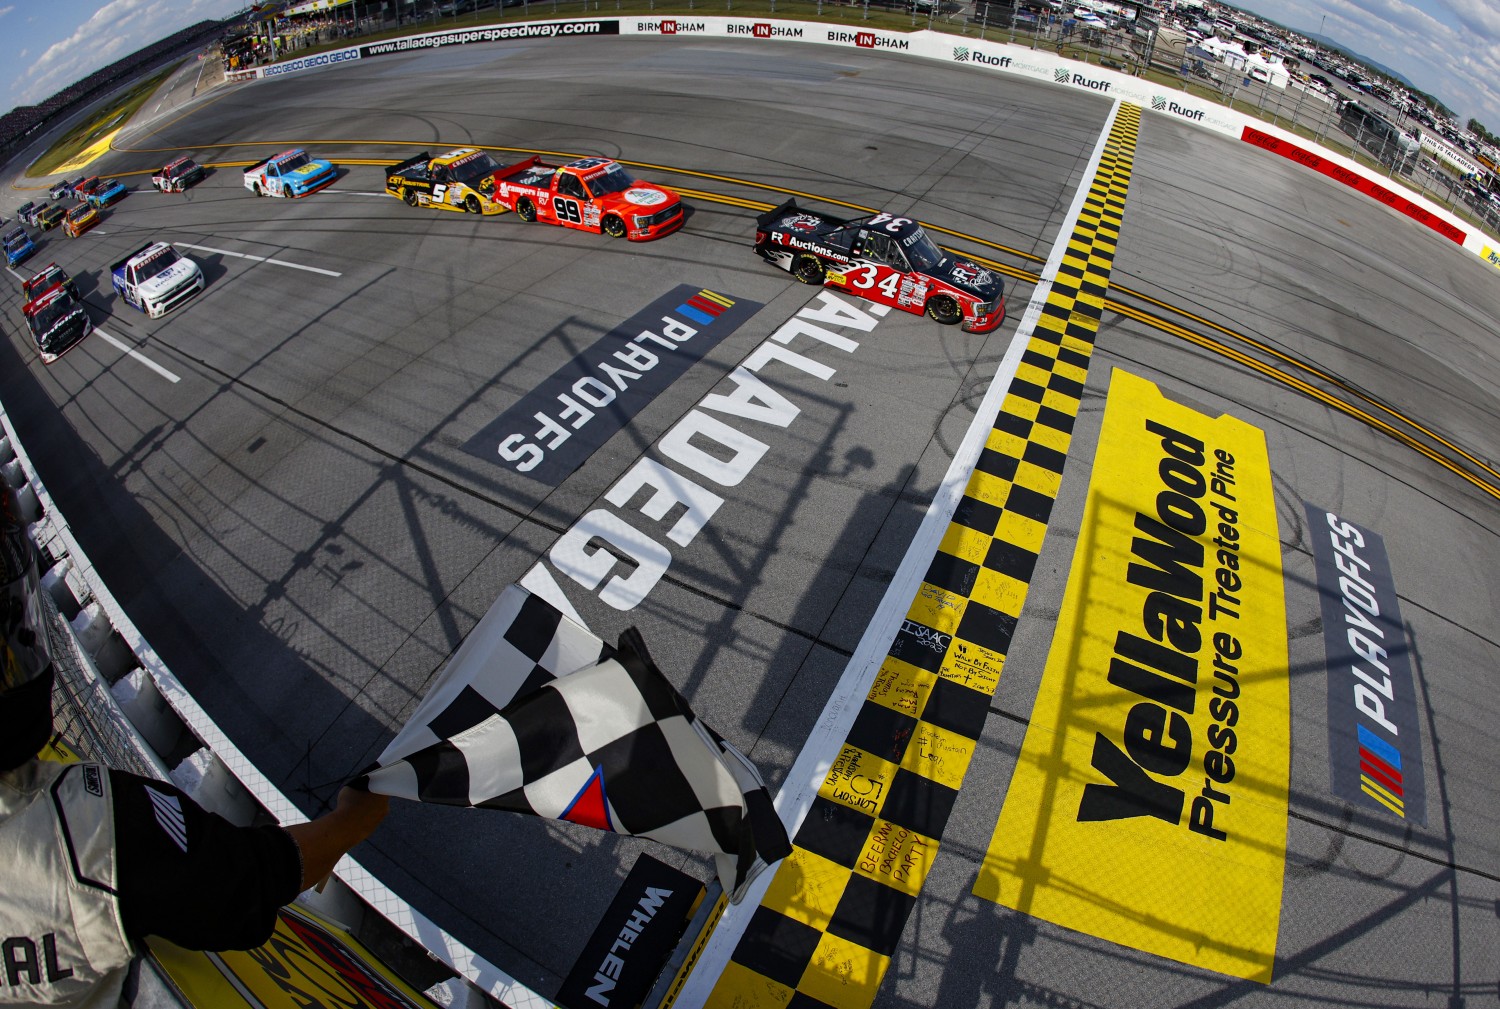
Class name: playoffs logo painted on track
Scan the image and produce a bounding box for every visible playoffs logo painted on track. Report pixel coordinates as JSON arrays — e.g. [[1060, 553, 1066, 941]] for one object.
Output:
[[975, 369, 1290, 984], [1304, 505, 1426, 825], [463, 286, 760, 484], [519, 292, 880, 616]]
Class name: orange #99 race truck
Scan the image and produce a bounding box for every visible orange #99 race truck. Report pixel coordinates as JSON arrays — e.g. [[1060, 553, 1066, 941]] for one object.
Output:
[[492, 156, 684, 240], [385, 148, 507, 215]]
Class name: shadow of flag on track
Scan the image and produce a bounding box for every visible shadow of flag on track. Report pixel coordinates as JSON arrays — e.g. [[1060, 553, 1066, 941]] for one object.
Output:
[[353, 585, 790, 900]]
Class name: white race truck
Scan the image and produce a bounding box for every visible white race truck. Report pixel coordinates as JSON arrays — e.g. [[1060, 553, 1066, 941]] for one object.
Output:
[[110, 242, 205, 318]]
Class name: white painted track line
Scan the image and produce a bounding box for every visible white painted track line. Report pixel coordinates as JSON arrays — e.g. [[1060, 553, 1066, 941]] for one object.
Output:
[[174, 242, 342, 277], [94, 328, 181, 383]]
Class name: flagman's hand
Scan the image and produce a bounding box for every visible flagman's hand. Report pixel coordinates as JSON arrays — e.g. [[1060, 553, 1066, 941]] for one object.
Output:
[[284, 787, 390, 891]]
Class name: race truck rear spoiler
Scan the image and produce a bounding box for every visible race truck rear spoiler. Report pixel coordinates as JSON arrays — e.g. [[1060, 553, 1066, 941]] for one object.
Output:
[[494, 154, 544, 180], [389, 152, 433, 178], [756, 198, 803, 231], [110, 242, 158, 274]]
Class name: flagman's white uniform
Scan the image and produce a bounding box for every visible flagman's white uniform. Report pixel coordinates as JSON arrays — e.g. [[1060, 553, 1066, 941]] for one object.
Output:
[[0, 760, 133, 1007], [0, 481, 386, 1009]]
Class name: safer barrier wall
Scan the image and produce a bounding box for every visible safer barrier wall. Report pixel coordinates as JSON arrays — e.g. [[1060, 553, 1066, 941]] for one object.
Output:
[[0, 404, 555, 1009]]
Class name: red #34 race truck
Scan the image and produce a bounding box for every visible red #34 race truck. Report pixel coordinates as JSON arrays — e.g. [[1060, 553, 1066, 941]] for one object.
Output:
[[754, 200, 1006, 333], [491, 156, 684, 240]]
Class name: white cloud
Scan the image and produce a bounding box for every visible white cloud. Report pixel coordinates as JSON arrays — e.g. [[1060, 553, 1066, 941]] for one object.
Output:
[[1244, 0, 1500, 130], [18, 0, 240, 107], [0, 6, 16, 18]]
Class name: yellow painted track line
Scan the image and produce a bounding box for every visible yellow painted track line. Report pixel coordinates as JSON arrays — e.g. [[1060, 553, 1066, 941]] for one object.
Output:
[[57, 135, 1499, 499], [1110, 301, 1500, 501], [1107, 289, 1500, 487]]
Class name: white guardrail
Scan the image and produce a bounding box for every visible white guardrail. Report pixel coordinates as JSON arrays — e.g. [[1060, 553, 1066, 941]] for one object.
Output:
[[23, 17, 1499, 1009], [0, 403, 555, 1009]]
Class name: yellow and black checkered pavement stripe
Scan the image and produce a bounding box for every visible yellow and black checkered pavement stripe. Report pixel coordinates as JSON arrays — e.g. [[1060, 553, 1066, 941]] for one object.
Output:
[[703, 104, 1141, 1009]]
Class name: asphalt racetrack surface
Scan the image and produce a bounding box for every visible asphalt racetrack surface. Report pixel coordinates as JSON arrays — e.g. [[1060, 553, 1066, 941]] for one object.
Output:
[[4, 37, 1498, 1008]]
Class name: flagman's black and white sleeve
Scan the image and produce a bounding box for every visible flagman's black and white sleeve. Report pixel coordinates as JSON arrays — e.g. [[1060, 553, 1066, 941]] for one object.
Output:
[[110, 769, 303, 950], [356, 585, 791, 900]]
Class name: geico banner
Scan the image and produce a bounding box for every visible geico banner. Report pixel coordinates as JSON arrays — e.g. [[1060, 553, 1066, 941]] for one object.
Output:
[[260, 47, 361, 77], [974, 368, 1290, 983]]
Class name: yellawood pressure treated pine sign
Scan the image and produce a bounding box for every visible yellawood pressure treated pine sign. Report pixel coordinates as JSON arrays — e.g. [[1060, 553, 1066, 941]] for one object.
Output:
[[975, 368, 1290, 983]]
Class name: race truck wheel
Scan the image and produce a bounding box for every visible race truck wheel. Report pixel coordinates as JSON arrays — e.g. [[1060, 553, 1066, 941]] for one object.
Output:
[[926, 294, 962, 325], [792, 254, 826, 285], [403, 188, 419, 207], [465, 195, 481, 215], [516, 197, 537, 223], [602, 214, 627, 238], [252, 183, 264, 197]]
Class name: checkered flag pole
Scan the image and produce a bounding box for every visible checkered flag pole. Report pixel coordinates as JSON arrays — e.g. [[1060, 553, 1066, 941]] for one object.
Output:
[[354, 586, 790, 900]]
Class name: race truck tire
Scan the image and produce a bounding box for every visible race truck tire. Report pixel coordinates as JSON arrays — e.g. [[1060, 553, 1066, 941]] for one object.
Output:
[[602, 214, 627, 238], [926, 294, 962, 325], [516, 197, 537, 223], [403, 189, 419, 207], [252, 183, 264, 197], [465, 195, 481, 215], [792, 254, 826, 286]]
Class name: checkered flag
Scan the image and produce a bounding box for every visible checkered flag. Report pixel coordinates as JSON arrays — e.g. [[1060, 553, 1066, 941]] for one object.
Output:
[[356, 586, 790, 900]]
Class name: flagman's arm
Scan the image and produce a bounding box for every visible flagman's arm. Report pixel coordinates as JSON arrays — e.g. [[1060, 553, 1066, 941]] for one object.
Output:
[[284, 786, 390, 889]]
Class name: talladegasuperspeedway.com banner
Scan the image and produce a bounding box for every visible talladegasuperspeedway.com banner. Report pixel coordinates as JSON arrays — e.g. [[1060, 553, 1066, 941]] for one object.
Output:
[[360, 19, 618, 56]]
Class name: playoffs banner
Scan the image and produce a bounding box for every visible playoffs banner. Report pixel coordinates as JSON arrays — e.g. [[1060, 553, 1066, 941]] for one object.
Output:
[[975, 369, 1290, 982]]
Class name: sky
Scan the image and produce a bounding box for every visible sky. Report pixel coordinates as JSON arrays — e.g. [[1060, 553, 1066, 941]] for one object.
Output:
[[2, 0, 1499, 133], [1229, 0, 1500, 130], [2, 0, 245, 117]]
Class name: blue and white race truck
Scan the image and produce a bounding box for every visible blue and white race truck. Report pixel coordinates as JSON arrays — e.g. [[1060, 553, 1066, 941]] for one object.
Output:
[[110, 242, 204, 318], [243, 149, 336, 198]]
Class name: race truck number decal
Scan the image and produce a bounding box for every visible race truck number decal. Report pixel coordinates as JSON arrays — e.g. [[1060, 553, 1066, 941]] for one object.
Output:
[[431, 183, 448, 204], [555, 198, 584, 224], [867, 213, 913, 233], [842, 263, 903, 300]]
